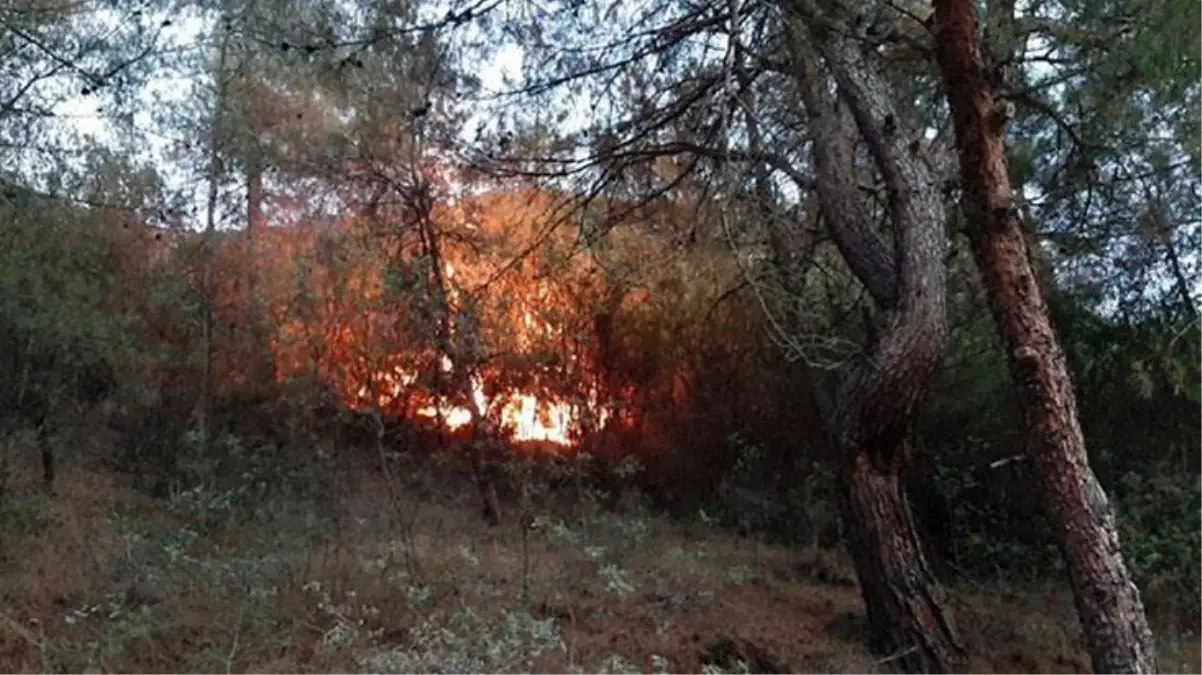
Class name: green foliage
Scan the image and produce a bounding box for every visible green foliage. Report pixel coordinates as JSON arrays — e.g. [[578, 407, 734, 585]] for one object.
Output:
[[710, 433, 842, 546], [919, 296, 1201, 594], [924, 315, 1015, 440], [929, 440, 1061, 580], [0, 192, 127, 429], [1114, 468, 1202, 620], [0, 494, 51, 536], [0, 196, 111, 330], [170, 430, 338, 533]]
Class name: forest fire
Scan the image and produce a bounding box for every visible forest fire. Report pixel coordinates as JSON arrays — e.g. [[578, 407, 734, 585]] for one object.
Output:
[[347, 305, 611, 446], [420, 388, 582, 445], [256, 191, 627, 449], [356, 363, 603, 447]]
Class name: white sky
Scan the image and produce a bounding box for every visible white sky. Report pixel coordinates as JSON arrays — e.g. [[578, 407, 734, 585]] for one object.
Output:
[[52, 10, 526, 218]]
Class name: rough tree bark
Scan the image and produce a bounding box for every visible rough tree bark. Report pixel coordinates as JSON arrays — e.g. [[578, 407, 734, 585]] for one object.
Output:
[[931, 0, 1159, 671], [781, 7, 968, 671]]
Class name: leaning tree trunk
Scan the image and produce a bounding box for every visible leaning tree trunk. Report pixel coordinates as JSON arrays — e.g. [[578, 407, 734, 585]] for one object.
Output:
[[932, 0, 1158, 671], [780, 8, 968, 671]]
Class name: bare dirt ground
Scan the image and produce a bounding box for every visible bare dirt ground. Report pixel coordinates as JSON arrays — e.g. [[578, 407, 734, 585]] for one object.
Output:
[[1, 447, 1197, 674]]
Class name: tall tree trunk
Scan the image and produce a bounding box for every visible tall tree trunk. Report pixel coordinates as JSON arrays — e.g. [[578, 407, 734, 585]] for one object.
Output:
[[779, 8, 968, 671], [932, 1, 1158, 671], [245, 159, 275, 394], [197, 47, 229, 455]]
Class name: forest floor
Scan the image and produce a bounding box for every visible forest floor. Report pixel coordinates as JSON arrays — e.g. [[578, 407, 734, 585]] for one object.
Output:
[[0, 435, 1198, 674]]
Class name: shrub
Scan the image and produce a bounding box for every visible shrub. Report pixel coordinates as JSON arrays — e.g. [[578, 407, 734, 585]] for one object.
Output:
[[1114, 468, 1202, 623]]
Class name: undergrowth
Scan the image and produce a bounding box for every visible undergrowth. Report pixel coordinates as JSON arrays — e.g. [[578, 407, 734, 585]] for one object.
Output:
[[0, 431, 1197, 674]]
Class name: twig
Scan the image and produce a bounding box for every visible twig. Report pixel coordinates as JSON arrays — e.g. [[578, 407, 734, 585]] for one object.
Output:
[[875, 643, 919, 665], [0, 610, 42, 649], [989, 453, 1028, 470], [225, 604, 247, 674]]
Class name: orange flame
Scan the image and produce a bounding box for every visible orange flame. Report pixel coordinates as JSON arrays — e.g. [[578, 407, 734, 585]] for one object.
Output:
[[355, 359, 608, 447], [339, 252, 609, 447], [422, 386, 576, 445]]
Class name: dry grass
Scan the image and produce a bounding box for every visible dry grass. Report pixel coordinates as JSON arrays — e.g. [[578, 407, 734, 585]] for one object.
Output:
[[0, 450, 1197, 674]]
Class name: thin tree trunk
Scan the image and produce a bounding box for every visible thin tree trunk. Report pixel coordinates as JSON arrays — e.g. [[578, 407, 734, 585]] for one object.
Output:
[[37, 413, 53, 494], [198, 145, 220, 454], [196, 23, 232, 454], [932, 1, 1158, 671], [1163, 233, 1198, 322], [245, 159, 275, 393]]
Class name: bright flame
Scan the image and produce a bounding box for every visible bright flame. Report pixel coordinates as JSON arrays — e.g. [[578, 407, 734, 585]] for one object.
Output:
[[349, 262, 607, 447], [356, 362, 607, 447], [490, 391, 580, 444], [417, 377, 603, 446]]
